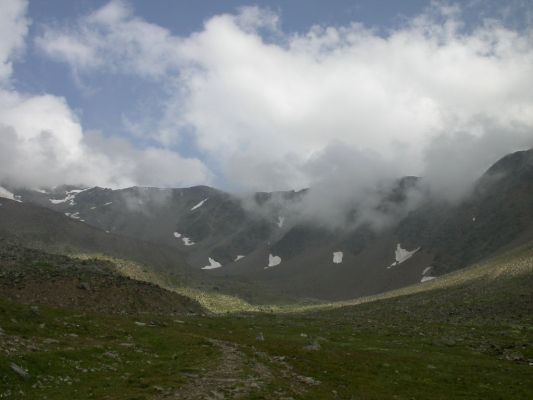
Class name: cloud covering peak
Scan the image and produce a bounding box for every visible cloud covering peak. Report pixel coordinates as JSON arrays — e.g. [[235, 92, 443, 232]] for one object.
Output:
[[2, 0, 533, 200]]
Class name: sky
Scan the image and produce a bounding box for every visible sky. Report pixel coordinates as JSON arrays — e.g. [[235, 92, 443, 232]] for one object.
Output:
[[1, 0, 533, 197]]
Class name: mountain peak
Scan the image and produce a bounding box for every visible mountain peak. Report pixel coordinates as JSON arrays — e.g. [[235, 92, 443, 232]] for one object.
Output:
[[484, 148, 533, 177]]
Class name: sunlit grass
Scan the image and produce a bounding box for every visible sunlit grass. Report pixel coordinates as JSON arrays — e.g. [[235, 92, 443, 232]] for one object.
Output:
[[69, 241, 533, 315]]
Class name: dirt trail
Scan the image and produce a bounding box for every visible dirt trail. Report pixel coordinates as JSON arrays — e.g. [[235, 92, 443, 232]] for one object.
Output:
[[159, 338, 315, 399]]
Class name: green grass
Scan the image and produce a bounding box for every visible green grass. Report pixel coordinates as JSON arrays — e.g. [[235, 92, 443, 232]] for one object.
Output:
[[0, 301, 219, 399], [71, 240, 533, 316], [1, 243, 532, 398], [1, 294, 531, 399], [70, 252, 321, 314]]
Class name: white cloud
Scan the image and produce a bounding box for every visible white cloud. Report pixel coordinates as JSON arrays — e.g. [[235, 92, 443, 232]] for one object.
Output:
[[0, 0, 210, 190], [0, 0, 28, 84], [35, 0, 182, 79], [34, 1, 533, 196], [0, 90, 211, 189], [83, 132, 211, 188], [171, 5, 533, 191]]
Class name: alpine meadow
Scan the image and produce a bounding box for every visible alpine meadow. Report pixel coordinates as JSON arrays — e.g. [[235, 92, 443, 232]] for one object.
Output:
[[1, 1, 532, 399]]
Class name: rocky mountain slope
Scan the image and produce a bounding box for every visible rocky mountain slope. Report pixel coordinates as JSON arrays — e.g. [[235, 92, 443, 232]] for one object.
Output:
[[0, 197, 198, 284], [0, 238, 203, 315], [396, 148, 533, 274], [2, 148, 532, 300]]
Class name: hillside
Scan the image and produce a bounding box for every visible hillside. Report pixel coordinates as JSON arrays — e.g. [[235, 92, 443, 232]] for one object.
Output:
[[0, 238, 204, 316], [1, 237, 532, 399], [396, 148, 533, 275], [0, 197, 197, 282], [0, 198, 302, 305], [4, 148, 531, 301]]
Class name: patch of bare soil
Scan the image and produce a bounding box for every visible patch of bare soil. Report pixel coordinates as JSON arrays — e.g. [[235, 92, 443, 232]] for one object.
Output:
[[159, 339, 318, 400]]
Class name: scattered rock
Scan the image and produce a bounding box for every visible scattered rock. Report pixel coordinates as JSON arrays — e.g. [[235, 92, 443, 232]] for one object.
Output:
[[297, 376, 320, 386], [77, 281, 91, 291], [134, 321, 146, 327], [304, 340, 321, 351], [504, 350, 525, 362], [181, 372, 199, 378], [256, 332, 265, 341], [10, 363, 30, 380], [440, 337, 456, 346], [208, 390, 225, 399]]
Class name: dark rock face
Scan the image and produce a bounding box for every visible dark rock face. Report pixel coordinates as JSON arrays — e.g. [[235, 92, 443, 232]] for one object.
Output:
[[2, 148, 533, 301], [397, 149, 533, 274]]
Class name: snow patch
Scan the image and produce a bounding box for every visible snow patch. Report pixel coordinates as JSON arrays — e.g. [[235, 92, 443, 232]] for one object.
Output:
[[0, 186, 20, 202], [421, 266, 436, 282], [50, 188, 88, 205], [191, 198, 208, 211], [201, 257, 222, 270], [332, 251, 343, 264], [472, 216, 476, 222], [50, 198, 69, 204], [103, 202, 113, 206], [182, 237, 195, 246], [277, 216, 285, 228], [388, 243, 420, 268], [265, 254, 281, 269], [234, 255, 245, 262], [174, 230, 194, 245], [65, 212, 80, 220]]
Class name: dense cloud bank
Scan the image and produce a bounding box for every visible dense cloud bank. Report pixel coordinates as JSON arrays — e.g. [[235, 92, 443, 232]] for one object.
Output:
[[1, 0, 532, 227], [0, 0, 210, 189]]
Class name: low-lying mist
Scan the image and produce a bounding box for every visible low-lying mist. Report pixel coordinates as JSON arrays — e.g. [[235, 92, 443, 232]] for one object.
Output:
[[239, 127, 533, 233]]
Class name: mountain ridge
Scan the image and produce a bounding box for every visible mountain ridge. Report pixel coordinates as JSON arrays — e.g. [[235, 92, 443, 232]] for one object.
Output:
[[2, 148, 533, 300]]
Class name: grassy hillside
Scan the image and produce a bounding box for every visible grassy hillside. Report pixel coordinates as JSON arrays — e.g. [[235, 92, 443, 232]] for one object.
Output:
[[1, 240, 532, 399], [0, 199, 313, 306], [285, 238, 533, 314], [0, 199, 198, 284], [0, 238, 204, 316]]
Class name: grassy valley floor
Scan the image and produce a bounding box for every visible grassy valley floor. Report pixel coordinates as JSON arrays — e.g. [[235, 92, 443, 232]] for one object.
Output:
[[1, 244, 533, 399]]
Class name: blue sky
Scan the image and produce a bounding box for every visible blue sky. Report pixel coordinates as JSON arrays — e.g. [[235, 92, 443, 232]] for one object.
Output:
[[1, 0, 533, 193], [16, 0, 530, 143], [16, 0, 433, 154]]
